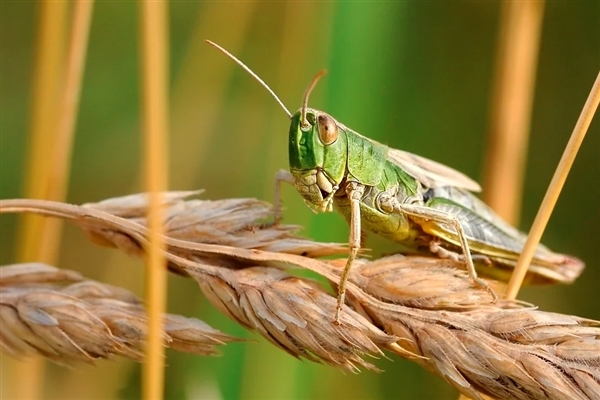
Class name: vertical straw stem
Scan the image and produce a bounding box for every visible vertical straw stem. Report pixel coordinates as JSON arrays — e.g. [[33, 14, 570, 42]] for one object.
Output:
[[45, 0, 95, 201], [139, 0, 170, 399], [482, 0, 545, 225], [15, 2, 67, 263], [505, 71, 600, 300], [41, 0, 95, 257], [9, 1, 92, 399], [11, 0, 65, 394]]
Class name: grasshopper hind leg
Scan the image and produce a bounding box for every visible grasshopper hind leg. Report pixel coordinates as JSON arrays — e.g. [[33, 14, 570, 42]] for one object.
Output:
[[393, 202, 499, 302]]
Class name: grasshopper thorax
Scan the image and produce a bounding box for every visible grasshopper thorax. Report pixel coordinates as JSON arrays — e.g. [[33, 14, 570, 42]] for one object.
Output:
[[289, 108, 348, 212]]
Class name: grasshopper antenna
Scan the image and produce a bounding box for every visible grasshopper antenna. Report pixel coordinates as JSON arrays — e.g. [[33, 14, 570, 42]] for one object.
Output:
[[205, 40, 293, 119], [300, 70, 327, 130]]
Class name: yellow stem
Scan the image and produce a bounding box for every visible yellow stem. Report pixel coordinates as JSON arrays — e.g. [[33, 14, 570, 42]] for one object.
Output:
[[9, 1, 93, 399], [139, 0, 170, 399], [505, 70, 600, 300], [482, 0, 545, 225]]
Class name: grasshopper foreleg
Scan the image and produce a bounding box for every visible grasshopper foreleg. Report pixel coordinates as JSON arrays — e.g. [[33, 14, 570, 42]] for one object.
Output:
[[393, 202, 498, 302], [333, 181, 365, 325], [274, 169, 295, 223]]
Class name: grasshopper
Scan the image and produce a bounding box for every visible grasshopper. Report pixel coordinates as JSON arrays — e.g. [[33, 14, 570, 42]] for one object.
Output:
[[207, 41, 584, 325]]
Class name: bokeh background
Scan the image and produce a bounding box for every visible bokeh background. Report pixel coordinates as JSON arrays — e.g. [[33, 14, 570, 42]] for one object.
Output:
[[1, 1, 599, 399]]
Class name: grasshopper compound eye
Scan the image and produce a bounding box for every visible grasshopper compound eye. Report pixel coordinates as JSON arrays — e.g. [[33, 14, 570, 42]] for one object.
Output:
[[317, 114, 338, 145]]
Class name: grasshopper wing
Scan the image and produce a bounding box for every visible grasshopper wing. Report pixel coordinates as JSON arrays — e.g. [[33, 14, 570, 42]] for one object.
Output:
[[387, 148, 481, 192]]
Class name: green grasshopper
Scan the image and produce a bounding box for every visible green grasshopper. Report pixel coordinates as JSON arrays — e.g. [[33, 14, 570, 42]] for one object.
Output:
[[207, 41, 584, 324]]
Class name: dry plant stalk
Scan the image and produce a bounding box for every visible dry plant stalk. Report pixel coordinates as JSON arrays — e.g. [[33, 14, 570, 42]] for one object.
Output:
[[482, 0, 545, 224], [505, 70, 600, 300], [0, 192, 598, 400], [11, 2, 94, 398], [0, 263, 239, 364], [139, 0, 170, 395]]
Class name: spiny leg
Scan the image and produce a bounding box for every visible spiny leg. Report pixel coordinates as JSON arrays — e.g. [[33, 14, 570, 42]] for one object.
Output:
[[334, 182, 365, 325], [274, 169, 295, 223], [395, 202, 498, 302]]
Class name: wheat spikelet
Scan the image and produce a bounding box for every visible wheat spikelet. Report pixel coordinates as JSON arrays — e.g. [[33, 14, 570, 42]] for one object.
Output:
[[1, 192, 598, 400], [191, 265, 396, 371], [0, 263, 240, 364], [81, 191, 348, 268]]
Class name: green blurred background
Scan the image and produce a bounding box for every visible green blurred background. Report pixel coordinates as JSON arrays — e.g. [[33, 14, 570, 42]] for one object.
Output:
[[1, 1, 599, 399]]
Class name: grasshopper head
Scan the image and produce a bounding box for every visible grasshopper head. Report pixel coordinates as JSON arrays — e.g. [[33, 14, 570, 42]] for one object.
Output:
[[204, 42, 347, 212], [288, 108, 347, 212]]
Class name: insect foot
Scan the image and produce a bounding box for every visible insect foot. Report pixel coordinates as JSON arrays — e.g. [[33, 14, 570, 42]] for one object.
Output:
[[473, 276, 498, 303]]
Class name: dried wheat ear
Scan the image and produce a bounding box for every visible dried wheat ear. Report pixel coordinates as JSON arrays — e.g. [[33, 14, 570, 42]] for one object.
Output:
[[0, 192, 598, 400], [0, 262, 240, 364]]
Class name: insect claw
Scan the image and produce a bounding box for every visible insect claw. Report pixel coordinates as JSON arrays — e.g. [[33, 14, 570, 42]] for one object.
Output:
[[472, 277, 499, 303], [332, 315, 341, 326]]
